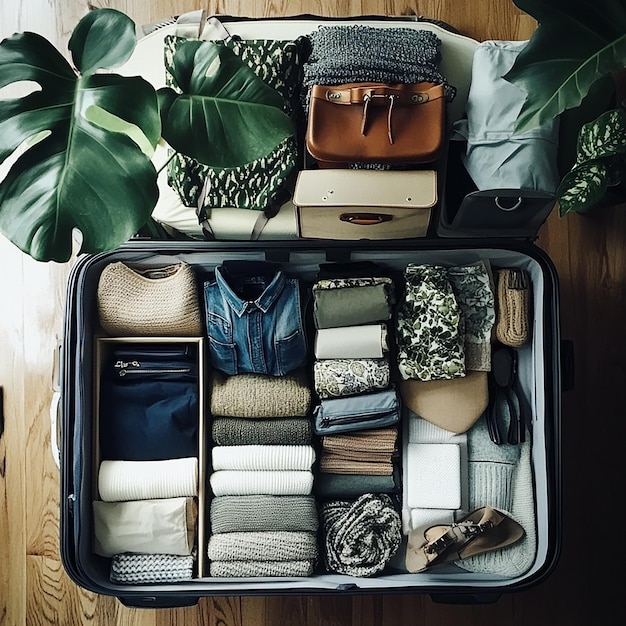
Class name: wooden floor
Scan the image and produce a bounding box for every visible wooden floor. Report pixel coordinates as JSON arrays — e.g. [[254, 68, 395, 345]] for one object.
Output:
[[1, 1, 625, 624]]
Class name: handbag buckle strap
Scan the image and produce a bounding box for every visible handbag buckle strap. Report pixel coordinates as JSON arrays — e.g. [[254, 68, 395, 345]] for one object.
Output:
[[361, 93, 397, 144]]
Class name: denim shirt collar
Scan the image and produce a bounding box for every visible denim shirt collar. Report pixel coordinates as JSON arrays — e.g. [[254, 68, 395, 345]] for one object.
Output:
[[215, 265, 287, 317]]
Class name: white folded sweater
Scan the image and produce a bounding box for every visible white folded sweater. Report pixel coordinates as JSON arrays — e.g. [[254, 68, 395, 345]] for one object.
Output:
[[212, 445, 315, 471]]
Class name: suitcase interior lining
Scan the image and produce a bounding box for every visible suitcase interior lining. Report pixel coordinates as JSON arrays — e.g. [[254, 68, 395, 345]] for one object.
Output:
[[68, 245, 556, 593]]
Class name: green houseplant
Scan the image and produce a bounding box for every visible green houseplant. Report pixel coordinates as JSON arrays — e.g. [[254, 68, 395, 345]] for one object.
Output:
[[0, 9, 294, 262], [504, 0, 626, 215]]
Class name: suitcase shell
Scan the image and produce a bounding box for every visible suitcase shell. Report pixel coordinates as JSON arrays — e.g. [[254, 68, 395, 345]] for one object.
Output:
[[60, 239, 562, 608], [58, 14, 564, 608]]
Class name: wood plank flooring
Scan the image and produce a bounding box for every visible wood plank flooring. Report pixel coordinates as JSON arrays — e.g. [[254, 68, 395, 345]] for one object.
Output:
[[1, 1, 625, 624]]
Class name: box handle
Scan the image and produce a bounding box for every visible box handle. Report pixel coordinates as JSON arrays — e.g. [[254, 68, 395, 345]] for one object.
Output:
[[340, 212, 393, 226]]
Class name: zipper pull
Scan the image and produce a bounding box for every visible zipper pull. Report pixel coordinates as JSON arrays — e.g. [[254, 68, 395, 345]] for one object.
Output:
[[114, 360, 140, 369]]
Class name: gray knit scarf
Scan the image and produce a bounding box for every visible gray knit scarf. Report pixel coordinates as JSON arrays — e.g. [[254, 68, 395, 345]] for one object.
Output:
[[302, 25, 457, 110], [320, 493, 401, 577]]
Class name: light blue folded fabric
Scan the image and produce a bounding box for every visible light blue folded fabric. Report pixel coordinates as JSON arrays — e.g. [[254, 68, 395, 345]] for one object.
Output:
[[452, 40, 560, 192]]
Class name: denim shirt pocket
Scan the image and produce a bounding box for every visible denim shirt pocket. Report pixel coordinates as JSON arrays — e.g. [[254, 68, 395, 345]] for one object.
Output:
[[275, 326, 308, 375], [207, 311, 238, 375]]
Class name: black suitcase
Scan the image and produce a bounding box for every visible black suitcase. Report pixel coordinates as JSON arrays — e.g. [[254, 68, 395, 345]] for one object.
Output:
[[59, 13, 565, 608]]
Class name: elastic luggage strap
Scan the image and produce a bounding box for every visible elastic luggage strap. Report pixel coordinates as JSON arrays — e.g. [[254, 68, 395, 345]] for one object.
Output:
[[196, 178, 272, 242]]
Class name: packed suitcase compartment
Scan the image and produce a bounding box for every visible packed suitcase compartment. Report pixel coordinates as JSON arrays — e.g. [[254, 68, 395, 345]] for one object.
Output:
[[65, 240, 558, 595]]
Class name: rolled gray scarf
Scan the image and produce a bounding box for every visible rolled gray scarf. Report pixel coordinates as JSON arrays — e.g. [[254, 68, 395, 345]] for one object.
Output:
[[320, 493, 401, 577], [212, 417, 312, 446], [210, 495, 319, 533], [302, 25, 456, 111]]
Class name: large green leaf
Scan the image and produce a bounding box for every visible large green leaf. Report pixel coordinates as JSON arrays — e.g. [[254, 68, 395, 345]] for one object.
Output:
[[505, 0, 626, 133], [0, 9, 160, 262], [158, 41, 294, 168]]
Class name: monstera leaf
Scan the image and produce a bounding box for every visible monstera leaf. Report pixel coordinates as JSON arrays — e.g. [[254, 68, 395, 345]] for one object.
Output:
[[504, 0, 626, 133], [0, 9, 160, 262], [158, 41, 294, 168]]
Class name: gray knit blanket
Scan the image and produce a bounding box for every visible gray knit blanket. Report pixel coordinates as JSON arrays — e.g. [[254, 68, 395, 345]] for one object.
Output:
[[320, 493, 401, 577]]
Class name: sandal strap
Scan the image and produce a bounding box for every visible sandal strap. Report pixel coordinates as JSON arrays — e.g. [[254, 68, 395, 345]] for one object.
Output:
[[424, 520, 494, 556]]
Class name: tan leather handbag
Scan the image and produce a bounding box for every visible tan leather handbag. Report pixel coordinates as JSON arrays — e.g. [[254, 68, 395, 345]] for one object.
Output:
[[306, 82, 445, 165]]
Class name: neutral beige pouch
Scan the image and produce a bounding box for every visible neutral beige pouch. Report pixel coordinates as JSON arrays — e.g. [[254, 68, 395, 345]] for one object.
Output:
[[294, 169, 437, 239], [93, 497, 197, 557]]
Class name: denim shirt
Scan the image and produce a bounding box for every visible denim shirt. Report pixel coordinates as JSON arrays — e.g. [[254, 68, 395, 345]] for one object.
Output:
[[204, 261, 307, 376]]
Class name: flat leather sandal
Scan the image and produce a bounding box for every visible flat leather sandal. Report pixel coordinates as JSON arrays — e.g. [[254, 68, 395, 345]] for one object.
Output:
[[405, 506, 525, 573]]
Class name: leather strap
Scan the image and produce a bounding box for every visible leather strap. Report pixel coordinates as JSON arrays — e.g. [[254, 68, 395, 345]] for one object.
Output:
[[311, 83, 444, 106]]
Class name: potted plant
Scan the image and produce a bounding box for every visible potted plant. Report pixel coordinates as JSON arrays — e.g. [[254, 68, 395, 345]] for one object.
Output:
[[503, 0, 626, 215], [0, 8, 294, 262]]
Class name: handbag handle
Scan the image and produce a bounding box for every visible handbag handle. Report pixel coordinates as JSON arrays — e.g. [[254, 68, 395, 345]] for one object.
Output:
[[340, 212, 393, 226]]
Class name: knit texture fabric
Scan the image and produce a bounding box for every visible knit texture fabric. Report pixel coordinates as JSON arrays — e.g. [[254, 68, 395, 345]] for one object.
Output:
[[207, 531, 318, 562], [110, 553, 194, 584], [209, 470, 314, 496], [97, 457, 198, 502], [210, 369, 311, 418], [211, 417, 312, 445], [319, 456, 394, 476], [302, 25, 456, 112], [212, 445, 315, 471], [210, 495, 319, 534], [210, 559, 315, 578], [97, 262, 203, 336], [457, 414, 536, 577], [322, 429, 398, 454], [320, 493, 401, 577]]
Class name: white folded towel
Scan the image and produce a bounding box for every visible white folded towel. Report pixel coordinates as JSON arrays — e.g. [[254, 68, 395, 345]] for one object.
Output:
[[210, 470, 314, 496], [98, 457, 198, 502], [406, 443, 461, 509], [212, 445, 315, 471]]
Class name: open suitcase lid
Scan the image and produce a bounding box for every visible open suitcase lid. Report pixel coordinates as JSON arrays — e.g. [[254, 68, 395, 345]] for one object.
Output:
[[122, 13, 544, 243]]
